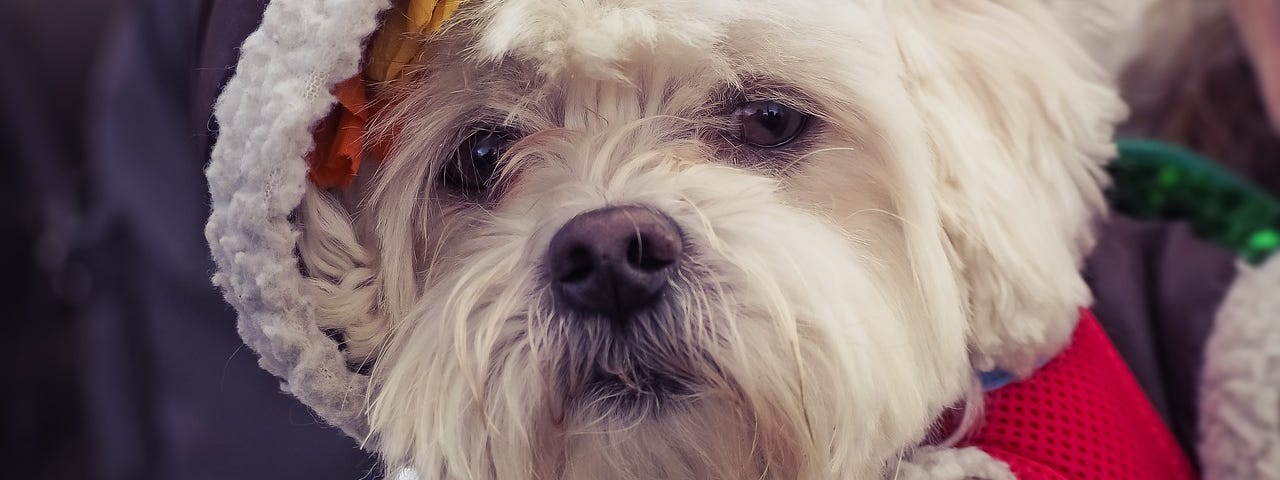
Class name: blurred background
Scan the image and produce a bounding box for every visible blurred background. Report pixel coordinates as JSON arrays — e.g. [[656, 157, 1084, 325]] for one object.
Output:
[[2, 1, 128, 478], [3, 0, 378, 478], [2, 0, 1275, 479]]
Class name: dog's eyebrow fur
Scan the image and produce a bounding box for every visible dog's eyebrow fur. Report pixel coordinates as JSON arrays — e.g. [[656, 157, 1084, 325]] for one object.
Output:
[[715, 79, 827, 121]]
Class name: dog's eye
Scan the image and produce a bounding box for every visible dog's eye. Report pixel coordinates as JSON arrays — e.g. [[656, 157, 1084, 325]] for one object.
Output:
[[442, 129, 517, 191], [733, 100, 808, 148]]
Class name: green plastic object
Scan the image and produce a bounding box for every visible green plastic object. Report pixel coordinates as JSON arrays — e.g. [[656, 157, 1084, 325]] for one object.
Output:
[[1108, 139, 1280, 265]]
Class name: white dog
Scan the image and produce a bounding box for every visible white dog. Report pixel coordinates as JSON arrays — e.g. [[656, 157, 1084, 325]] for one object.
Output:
[[294, 0, 1123, 477]]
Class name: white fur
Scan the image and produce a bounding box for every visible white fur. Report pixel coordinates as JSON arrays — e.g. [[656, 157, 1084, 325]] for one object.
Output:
[[1044, 0, 1162, 76], [293, 0, 1123, 478], [888, 0, 1122, 374]]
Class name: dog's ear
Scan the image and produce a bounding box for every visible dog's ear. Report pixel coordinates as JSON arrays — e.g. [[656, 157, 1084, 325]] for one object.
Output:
[[893, 1, 1125, 375], [298, 185, 392, 368]]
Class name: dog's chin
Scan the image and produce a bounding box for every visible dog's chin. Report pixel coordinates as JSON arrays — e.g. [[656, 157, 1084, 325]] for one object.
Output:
[[550, 369, 797, 480], [540, 309, 801, 479], [553, 316, 712, 419], [577, 369, 698, 410], [548, 396, 793, 480]]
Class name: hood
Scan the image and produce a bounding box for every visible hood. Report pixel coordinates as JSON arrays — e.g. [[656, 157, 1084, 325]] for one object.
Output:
[[204, 0, 395, 441]]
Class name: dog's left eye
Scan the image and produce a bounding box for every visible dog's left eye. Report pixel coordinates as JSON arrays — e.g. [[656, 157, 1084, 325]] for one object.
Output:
[[733, 100, 809, 148], [442, 129, 517, 191]]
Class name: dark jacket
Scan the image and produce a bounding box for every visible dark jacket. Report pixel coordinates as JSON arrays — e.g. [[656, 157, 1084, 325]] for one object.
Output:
[[77, 0, 376, 478], [1085, 215, 1237, 466]]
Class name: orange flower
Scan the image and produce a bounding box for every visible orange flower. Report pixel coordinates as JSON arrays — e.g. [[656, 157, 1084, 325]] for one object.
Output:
[[306, 77, 373, 188], [307, 0, 461, 188]]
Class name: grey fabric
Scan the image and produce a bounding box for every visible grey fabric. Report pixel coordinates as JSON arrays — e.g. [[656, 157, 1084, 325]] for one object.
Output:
[[77, 0, 377, 477], [1085, 214, 1238, 464]]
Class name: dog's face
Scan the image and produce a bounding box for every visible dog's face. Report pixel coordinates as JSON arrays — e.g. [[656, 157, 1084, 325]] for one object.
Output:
[[298, 0, 1122, 478]]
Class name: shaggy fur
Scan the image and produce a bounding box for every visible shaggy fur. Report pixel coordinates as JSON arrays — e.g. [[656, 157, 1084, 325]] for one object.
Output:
[[290, 0, 1122, 478], [1044, 0, 1160, 76]]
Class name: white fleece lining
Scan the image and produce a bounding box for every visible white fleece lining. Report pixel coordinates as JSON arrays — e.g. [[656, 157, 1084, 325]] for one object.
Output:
[[204, 0, 391, 440], [891, 446, 1015, 480], [1200, 255, 1280, 480]]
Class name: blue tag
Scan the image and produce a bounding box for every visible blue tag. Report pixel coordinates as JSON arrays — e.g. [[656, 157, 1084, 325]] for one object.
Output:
[[979, 359, 1049, 391], [979, 369, 1018, 391]]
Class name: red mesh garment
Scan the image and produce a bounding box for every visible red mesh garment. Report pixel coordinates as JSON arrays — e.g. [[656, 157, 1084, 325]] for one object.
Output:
[[961, 310, 1198, 479]]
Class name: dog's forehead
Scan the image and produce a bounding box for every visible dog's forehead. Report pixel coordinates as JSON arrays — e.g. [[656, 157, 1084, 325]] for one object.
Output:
[[469, 0, 885, 81]]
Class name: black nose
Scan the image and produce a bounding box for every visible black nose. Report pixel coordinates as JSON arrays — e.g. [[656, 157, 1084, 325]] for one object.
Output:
[[548, 206, 682, 319]]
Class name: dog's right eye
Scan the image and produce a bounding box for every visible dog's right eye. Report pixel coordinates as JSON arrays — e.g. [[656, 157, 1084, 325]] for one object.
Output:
[[733, 100, 809, 148], [442, 129, 516, 192]]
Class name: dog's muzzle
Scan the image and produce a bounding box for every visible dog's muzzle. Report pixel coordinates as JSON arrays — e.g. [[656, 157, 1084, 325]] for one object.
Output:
[[546, 206, 705, 409]]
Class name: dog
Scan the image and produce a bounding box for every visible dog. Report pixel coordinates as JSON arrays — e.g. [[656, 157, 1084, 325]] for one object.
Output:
[[295, 0, 1124, 477]]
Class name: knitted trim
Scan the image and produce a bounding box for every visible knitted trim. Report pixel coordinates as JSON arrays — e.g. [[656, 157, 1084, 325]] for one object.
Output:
[[891, 446, 1015, 480], [204, 0, 391, 440], [1199, 255, 1280, 480]]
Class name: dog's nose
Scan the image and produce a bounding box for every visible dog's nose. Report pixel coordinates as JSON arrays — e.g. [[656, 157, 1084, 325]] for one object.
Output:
[[548, 206, 682, 319]]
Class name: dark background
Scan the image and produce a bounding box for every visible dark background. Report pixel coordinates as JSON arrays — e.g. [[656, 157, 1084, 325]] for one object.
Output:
[[3, 1, 135, 478], [3, 1, 376, 478]]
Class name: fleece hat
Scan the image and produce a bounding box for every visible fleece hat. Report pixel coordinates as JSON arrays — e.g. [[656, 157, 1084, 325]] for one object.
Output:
[[205, 0, 458, 441]]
